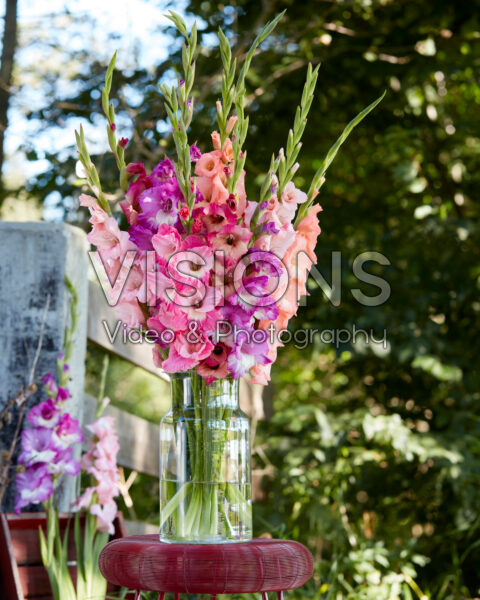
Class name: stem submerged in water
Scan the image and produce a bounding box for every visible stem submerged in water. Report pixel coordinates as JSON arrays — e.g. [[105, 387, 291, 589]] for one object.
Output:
[[160, 372, 252, 542]]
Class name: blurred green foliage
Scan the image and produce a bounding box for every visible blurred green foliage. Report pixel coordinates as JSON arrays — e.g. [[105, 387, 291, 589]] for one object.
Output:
[[13, 0, 480, 598]]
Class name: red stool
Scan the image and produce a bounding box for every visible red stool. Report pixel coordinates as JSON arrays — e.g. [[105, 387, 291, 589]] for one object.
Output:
[[99, 535, 314, 599]]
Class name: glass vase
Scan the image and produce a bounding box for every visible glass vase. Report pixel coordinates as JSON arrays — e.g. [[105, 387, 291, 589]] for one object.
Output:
[[159, 371, 252, 543]]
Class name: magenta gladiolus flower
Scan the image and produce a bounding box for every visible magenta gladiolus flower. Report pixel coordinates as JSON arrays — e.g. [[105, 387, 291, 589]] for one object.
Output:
[[152, 158, 176, 181], [136, 182, 181, 230], [56, 386, 71, 403], [126, 161, 146, 176], [42, 372, 57, 395], [27, 399, 60, 428], [15, 465, 54, 514], [190, 145, 202, 161], [54, 414, 84, 447]]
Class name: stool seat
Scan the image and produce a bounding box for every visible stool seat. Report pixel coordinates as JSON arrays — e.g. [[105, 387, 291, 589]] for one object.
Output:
[[99, 535, 314, 596]]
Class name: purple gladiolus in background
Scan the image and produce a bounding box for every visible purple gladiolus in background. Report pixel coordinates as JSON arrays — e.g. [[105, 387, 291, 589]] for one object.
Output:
[[14, 364, 83, 514], [14, 465, 54, 513]]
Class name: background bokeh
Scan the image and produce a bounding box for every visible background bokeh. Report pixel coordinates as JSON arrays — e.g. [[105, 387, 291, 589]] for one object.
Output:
[[1, 1, 480, 598]]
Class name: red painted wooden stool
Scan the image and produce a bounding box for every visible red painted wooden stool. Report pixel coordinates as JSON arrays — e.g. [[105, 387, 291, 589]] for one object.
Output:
[[99, 534, 314, 599]]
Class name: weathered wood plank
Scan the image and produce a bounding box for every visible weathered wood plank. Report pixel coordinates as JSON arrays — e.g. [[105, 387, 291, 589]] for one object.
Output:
[[87, 279, 168, 380], [84, 394, 159, 477], [0, 222, 89, 512]]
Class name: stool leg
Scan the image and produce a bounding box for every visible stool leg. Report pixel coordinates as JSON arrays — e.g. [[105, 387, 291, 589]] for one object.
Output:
[[174, 594, 180, 600], [262, 593, 268, 600], [157, 594, 165, 600], [277, 592, 284, 600], [134, 592, 141, 600], [211, 595, 217, 600]]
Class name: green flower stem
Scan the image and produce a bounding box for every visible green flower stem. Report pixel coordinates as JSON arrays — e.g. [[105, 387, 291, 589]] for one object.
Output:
[[75, 126, 112, 216], [227, 11, 286, 194], [159, 11, 198, 226], [277, 63, 320, 199], [101, 52, 128, 192], [162, 373, 250, 541], [217, 28, 237, 146], [248, 153, 280, 245], [294, 90, 386, 228]]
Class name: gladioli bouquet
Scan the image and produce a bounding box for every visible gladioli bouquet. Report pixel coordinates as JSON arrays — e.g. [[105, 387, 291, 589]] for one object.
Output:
[[76, 11, 382, 541], [77, 11, 383, 386]]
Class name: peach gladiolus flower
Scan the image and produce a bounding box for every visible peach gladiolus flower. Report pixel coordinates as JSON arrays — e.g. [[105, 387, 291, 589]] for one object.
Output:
[[211, 174, 230, 204], [296, 204, 323, 256], [195, 150, 223, 178], [211, 131, 222, 150], [226, 116, 238, 134], [222, 138, 234, 162]]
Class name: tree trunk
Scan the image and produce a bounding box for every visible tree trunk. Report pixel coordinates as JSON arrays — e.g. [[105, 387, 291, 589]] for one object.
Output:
[[0, 0, 18, 203]]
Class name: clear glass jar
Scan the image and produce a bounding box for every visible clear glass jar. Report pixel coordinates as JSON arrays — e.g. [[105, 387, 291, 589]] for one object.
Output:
[[159, 371, 252, 543]]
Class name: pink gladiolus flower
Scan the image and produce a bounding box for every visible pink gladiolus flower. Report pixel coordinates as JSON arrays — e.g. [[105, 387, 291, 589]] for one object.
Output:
[[76, 414, 120, 532], [197, 356, 229, 385], [192, 218, 203, 233], [162, 332, 213, 373], [152, 224, 181, 262], [75, 486, 95, 510], [295, 204, 323, 256], [88, 216, 133, 260], [90, 501, 117, 534], [175, 332, 214, 362], [114, 297, 146, 328], [78, 96, 329, 385], [79, 194, 109, 227], [87, 416, 116, 440], [277, 182, 308, 224], [201, 202, 236, 233], [209, 225, 252, 260], [168, 245, 213, 286], [180, 287, 222, 327], [250, 362, 273, 385], [148, 302, 188, 333]]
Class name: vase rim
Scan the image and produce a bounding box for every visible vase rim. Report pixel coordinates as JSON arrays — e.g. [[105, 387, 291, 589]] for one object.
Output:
[[170, 370, 235, 383]]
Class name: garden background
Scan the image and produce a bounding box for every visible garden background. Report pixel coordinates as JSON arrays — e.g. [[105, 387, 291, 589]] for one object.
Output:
[[1, 0, 479, 598]]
